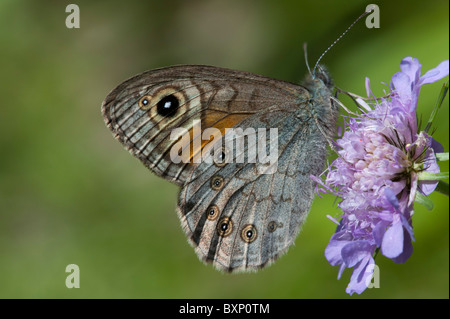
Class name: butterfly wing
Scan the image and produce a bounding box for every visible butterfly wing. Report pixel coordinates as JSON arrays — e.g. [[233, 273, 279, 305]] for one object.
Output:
[[102, 65, 305, 185], [102, 65, 333, 271]]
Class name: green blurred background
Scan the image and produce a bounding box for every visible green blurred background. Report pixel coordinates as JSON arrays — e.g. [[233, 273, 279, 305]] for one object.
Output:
[[0, 0, 448, 298]]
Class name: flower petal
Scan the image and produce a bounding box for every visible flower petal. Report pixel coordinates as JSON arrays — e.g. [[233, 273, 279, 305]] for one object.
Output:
[[373, 220, 390, 246], [325, 234, 350, 266], [365, 77, 372, 97], [337, 263, 346, 280], [401, 214, 415, 242], [345, 256, 375, 295], [399, 57, 421, 84], [341, 241, 373, 268], [419, 60, 449, 85], [419, 171, 440, 196], [418, 140, 441, 196], [391, 228, 413, 264], [381, 221, 404, 258], [431, 137, 444, 154], [384, 187, 400, 210], [391, 72, 411, 97]]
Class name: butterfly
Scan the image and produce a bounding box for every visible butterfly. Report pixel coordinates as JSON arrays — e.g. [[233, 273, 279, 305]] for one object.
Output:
[[102, 64, 338, 272]]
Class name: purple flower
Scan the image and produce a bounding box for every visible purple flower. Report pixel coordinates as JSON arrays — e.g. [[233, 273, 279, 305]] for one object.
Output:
[[315, 57, 449, 295]]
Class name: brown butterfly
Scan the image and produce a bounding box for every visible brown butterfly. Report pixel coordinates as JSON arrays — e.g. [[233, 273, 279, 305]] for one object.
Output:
[[102, 65, 338, 272]]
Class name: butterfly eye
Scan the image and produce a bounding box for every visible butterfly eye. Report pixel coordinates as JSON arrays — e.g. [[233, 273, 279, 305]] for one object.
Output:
[[216, 217, 233, 237], [157, 94, 179, 117], [315, 67, 333, 88], [138, 95, 152, 110], [206, 205, 220, 221], [241, 224, 257, 243]]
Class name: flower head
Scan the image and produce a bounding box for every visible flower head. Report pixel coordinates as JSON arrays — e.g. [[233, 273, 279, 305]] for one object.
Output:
[[315, 57, 449, 295]]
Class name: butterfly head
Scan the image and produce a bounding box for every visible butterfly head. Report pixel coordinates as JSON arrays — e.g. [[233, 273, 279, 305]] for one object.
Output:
[[301, 64, 339, 139], [313, 65, 333, 90], [303, 64, 334, 98]]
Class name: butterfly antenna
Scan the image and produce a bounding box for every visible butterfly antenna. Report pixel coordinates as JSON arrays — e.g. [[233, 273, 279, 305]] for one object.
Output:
[[311, 6, 375, 77], [303, 42, 312, 76]]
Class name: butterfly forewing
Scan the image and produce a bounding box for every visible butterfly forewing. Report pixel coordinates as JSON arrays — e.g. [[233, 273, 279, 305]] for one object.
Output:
[[102, 65, 305, 185]]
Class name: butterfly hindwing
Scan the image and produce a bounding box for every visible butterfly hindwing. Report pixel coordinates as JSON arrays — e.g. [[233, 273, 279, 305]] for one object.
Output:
[[178, 106, 331, 272]]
